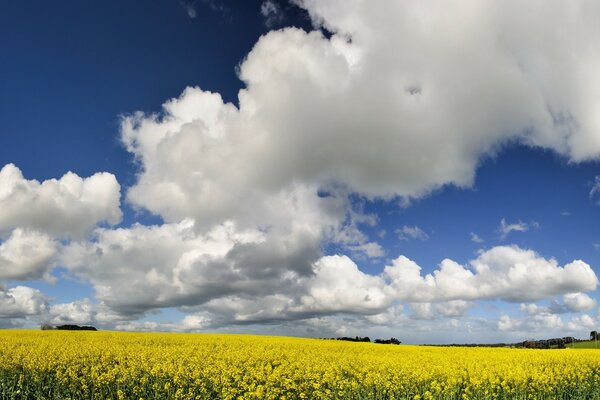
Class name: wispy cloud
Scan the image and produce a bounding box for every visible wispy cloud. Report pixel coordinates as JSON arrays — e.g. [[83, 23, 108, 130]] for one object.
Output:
[[260, 0, 285, 28], [397, 225, 429, 241], [179, 0, 229, 19], [470, 232, 484, 243], [498, 218, 535, 240]]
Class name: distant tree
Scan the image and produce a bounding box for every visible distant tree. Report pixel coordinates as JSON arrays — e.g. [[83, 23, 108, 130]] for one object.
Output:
[[336, 336, 371, 343], [56, 324, 97, 331], [591, 331, 598, 341], [40, 323, 55, 330], [374, 338, 401, 345]]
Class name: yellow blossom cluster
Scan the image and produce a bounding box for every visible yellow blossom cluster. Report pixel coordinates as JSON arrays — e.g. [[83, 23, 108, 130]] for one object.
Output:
[[0, 330, 599, 399]]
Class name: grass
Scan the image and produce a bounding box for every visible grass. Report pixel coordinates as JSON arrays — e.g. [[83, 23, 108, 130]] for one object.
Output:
[[571, 340, 600, 349]]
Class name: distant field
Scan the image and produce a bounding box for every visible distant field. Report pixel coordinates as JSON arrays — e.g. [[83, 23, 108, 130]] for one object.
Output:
[[1, 330, 600, 399], [571, 340, 600, 349]]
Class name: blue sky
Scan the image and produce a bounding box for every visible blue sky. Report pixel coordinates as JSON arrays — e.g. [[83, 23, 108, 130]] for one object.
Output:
[[1, 0, 600, 343]]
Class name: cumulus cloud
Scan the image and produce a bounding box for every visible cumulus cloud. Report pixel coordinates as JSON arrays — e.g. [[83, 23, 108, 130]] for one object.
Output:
[[0, 286, 49, 319], [61, 234, 598, 329], [409, 300, 471, 320], [296, 0, 600, 161], [122, 0, 600, 229], [48, 299, 95, 325], [567, 314, 596, 331], [563, 292, 597, 312], [0, 164, 121, 239], [497, 314, 564, 332], [500, 312, 597, 334], [520, 293, 596, 316], [0, 228, 58, 281], [384, 246, 597, 303], [397, 225, 429, 241]]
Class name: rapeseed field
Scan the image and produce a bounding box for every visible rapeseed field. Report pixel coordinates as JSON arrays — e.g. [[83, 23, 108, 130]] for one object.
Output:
[[0, 330, 599, 399]]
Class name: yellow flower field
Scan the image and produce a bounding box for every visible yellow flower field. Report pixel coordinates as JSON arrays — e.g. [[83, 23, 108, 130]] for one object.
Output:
[[0, 330, 599, 400]]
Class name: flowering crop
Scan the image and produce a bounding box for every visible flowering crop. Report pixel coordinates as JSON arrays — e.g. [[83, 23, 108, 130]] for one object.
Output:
[[0, 330, 599, 399]]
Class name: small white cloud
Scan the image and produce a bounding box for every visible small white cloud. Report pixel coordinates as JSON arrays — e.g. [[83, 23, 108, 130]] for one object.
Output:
[[347, 242, 384, 258], [567, 314, 596, 331], [397, 225, 429, 241], [409, 300, 471, 320], [470, 232, 484, 243], [180, 1, 197, 18], [498, 218, 529, 240], [498, 313, 564, 332], [561, 211, 571, 217], [563, 293, 597, 312], [261, 0, 285, 28]]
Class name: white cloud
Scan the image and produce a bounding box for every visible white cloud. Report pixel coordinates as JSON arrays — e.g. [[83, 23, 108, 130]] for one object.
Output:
[[397, 225, 429, 241], [261, 0, 285, 28], [122, 0, 600, 230], [567, 314, 596, 331], [0, 286, 49, 319], [0, 164, 121, 239], [297, 255, 390, 314], [0, 228, 58, 281], [48, 299, 95, 325], [384, 246, 597, 303], [470, 232, 484, 243], [497, 314, 564, 332], [520, 293, 597, 317], [61, 232, 598, 328], [346, 241, 384, 258], [519, 303, 548, 316], [296, 0, 600, 161], [409, 300, 471, 320], [498, 218, 529, 240], [563, 293, 597, 312]]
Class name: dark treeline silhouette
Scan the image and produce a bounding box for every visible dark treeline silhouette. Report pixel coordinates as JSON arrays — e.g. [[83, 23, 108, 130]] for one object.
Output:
[[41, 324, 97, 331], [322, 336, 402, 345], [335, 336, 371, 343], [374, 338, 401, 345]]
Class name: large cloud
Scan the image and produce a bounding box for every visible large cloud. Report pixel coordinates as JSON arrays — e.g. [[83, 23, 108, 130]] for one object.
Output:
[[0, 164, 122, 238], [123, 1, 600, 227]]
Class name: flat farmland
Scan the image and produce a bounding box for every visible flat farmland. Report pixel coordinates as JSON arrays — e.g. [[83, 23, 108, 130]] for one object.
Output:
[[1, 330, 600, 399]]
